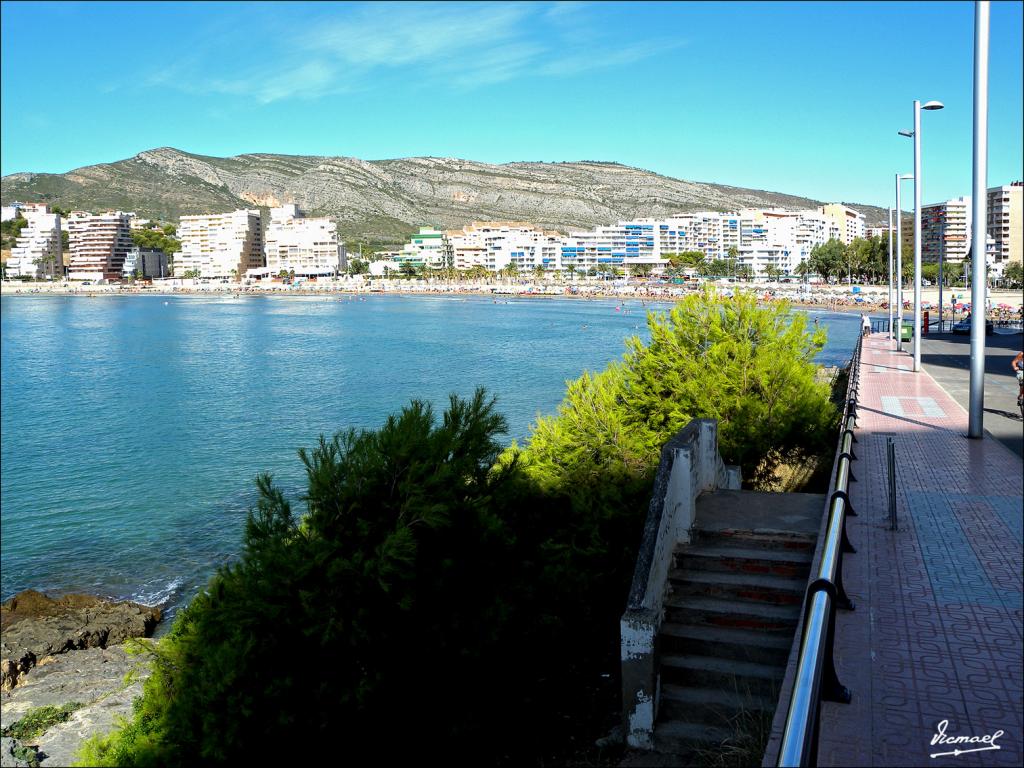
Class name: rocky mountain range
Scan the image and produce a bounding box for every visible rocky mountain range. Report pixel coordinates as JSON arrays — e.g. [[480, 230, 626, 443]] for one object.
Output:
[[1, 148, 889, 246]]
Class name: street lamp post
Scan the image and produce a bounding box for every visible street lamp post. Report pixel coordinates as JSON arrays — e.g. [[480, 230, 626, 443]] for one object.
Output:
[[887, 206, 894, 341], [968, 0, 990, 438], [899, 99, 944, 371], [894, 173, 914, 351]]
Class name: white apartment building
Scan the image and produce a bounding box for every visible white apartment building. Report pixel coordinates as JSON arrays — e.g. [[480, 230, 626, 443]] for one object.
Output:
[[986, 182, 1022, 274], [561, 220, 665, 274], [8, 206, 63, 279], [262, 204, 343, 277], [68, 211, 134, 281], [486, 229, 562, 273], [654, 214, 727, 261], [1, 203, 23, 222], [442, 222, 557, 272], [445, 225, 487, 271], [176, 209, 264, 280]]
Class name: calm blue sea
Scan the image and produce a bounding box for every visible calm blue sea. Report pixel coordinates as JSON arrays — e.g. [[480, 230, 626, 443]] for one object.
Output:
[[0, 294, 860, 619]]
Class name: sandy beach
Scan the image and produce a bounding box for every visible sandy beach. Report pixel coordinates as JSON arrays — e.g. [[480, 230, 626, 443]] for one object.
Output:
[[2, 279, 1022, 319]]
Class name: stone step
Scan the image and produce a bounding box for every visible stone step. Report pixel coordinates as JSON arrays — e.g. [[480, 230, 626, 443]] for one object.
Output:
[[660, 653, 784, 697], [652, 719, 733, 754], [674, 545, 812, 578], [658, 682, 776, 727], [692, 529, 817, 554], [668, 567, 806, 606], [659, 622, 793, 666], [664, 595, 801, 632]]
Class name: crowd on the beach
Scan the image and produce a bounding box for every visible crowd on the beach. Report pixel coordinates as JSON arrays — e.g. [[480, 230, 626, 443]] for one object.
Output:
[[3, 277, 1022, 320]]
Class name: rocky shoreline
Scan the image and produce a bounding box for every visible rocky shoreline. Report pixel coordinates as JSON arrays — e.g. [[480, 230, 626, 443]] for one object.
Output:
[[0, 591, 161, 767]]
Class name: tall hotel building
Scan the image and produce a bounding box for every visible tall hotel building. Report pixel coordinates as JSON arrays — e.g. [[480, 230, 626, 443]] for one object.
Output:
[[920, 197, 971, 265], [175, 210, 264, 279], [67, 212, 134, 281], [8, 204, 63, 279], [819, 204, 865, 245], [986, 182, 1022, 274], [263, 204, 343, 277]]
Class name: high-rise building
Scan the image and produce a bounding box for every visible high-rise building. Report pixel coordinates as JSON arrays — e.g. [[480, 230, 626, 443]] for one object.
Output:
[[819, 204, 865, 245], [986, 182, 1022, 275], [175, 210, 264, 279], [263, 204, 343, 277], [68, 212, 134, 281], [8, 205, 63, 279], [920, 197, 971, 265]]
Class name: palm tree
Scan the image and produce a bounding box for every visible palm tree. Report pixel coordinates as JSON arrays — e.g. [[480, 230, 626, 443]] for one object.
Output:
[[567, 264, 577, 282], [726, 246, 739, 279]]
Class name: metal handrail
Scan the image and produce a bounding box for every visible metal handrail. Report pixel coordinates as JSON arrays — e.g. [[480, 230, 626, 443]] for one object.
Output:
[[777, 334, 862, 767]]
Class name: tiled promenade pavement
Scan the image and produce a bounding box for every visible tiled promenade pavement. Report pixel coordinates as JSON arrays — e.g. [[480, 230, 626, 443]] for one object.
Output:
[[818, 334, 1023, 767]]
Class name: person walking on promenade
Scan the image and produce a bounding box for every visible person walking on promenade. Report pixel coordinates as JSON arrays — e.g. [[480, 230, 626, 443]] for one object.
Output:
[[1013, 351, 1024, 411], [861, 313, 871, 338]]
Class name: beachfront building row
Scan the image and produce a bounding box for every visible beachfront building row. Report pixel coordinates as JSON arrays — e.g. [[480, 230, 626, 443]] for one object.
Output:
[[174, 205, 344, 280], [174, 210, 264, 279], [6, 204, 63, 279], [897, 182, 1023, 277], [389, 207, 853, 276]]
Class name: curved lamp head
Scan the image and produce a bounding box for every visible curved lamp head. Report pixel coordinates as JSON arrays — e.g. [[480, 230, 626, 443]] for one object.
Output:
[[898, 130, 914, 137], [922, 100, 944, 110]]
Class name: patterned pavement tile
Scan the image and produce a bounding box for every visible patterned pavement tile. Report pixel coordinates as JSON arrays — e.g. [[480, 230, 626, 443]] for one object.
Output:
[[812, 335, 1024, 767]]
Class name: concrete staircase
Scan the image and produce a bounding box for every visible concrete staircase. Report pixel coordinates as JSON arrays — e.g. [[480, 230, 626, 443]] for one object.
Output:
[[652, 527, 815, 755]]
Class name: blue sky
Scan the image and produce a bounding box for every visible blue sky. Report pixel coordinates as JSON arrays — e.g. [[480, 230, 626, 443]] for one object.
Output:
[[1, 1, 1022, 208]]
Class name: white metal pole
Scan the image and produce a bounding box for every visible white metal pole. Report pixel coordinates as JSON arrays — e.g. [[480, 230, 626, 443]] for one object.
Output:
[[968, 0, 990, 438], [913, 100, 923, 371], [888, 207, 894, 340], [896, 175, 904, 351], [938, 247, 944, 332]]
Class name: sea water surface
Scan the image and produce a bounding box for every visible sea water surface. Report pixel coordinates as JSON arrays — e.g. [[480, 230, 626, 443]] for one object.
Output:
[[0, 294, 859, 619]]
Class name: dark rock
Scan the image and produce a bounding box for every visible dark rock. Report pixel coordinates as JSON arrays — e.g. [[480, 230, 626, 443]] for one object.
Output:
[[0, 591, 160, 691]]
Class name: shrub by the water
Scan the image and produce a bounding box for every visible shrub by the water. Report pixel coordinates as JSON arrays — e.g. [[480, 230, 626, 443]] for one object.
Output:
[[79, 290, 837, 766], [513, 287, 835, 489]]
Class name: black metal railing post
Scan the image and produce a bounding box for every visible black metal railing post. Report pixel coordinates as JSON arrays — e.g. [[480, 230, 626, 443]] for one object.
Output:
[[887, 438, 897, 531]]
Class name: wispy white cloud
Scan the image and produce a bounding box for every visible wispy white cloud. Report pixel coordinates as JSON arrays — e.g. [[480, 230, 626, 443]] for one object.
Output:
[[544, 1, 592, 21], [145, 1, 681, 102], [540, 40, 686, 77]]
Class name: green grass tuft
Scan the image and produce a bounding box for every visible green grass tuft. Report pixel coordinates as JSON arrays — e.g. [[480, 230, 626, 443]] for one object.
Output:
[[2, 702, 85, 741]]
